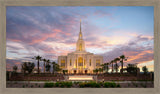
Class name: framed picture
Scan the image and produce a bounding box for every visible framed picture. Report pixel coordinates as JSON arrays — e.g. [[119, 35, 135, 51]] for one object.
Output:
[[0, 0, 160, 94]]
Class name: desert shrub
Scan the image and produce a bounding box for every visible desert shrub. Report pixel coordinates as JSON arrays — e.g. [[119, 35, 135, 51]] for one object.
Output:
[[44, 82, 54, 88]]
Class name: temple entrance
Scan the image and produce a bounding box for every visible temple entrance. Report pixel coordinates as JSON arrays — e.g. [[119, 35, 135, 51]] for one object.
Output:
[[74, 70, 76, 74], [78, 57, 83, 67], [79, 70, 83, 74]]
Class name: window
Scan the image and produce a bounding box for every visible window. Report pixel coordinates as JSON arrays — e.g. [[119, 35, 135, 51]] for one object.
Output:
[[61, 63, 65, 66], [61, 59, 65, 68], [84, 59, 86, 68], [70, 59, 72, 66], [96, 59, 100, 66], [78, 57, 83, 66], [79, 43, 82, 51]]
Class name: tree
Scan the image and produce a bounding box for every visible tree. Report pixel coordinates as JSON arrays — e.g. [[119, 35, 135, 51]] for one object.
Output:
[[119, 55, 127, 74], [114, 58, 120, 73], [54, 63, 61, 73], [62, 70, 68, 75], [52, 61, 61, 74], [21, 62, 35, 74], [13, 65, 18, 73], [42, 58, 46, 73], [106, 63, 110, 73], [45, 64, 51, 73], [32, 55, 42, 74], [21, 62, 27, 75], [98, 68, 103, 74], [114, 63, 119, 73], [110, 60, 114, 73], [100, 64, 105, 73], [126, 64, 139, 74], [101, 63, 110, 73], [27, 62, 35, 74], [52, 61, 56, 74], [45, 59, 51, 73], [93, 69, 99, 74], [142, 66, 148, 74]]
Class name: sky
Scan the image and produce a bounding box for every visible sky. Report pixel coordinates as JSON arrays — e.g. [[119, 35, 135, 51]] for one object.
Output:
[[6, 6, 154, 72]]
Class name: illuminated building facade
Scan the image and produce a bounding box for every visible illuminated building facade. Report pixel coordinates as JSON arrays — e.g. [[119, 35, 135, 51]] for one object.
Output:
[[58, 20, 103, 74]]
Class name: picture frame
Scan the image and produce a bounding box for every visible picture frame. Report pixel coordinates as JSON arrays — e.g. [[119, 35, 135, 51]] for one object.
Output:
[[0, 0, 160, 94]]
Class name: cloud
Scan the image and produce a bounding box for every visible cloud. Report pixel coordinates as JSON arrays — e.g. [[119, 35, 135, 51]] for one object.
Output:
[[101, 35, 153, 67]]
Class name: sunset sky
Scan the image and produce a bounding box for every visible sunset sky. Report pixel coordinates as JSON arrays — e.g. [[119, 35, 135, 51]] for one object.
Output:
[[6, 6, 154, 72]]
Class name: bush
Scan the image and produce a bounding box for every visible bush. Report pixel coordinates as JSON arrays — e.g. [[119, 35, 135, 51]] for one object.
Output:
[[22, 85, 25, 88], [117, 84, 121, 87], [65, 82, 72, 88], [74, 82, 80, 85], [79, 82, 85, 88], [54, 82, 73, 88], [31, 85, 33, 88], [44, 82, 54, 88], [104, 82, 117, 88], [79, 81, 101, 88], [55, 82, 59, 87]]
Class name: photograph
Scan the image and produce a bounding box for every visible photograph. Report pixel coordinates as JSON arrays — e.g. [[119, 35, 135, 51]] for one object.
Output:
[[6, 6, 154, 88]]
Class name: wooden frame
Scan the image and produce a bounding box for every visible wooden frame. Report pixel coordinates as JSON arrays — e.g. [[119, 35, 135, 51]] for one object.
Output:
[[0, 0, 160, 94]]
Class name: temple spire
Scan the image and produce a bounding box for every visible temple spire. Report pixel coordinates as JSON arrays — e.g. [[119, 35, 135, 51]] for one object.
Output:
[[79, 19, 83, 40], [80, 19, 81, 33]]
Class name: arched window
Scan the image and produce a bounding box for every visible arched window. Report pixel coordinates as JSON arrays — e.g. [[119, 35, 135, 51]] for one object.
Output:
[[96, 59, 100, 68], [70, 59, 72, 66], [61, 59, 65, 68], [79, 43, 82, 51], [90, 59, 91, 66]]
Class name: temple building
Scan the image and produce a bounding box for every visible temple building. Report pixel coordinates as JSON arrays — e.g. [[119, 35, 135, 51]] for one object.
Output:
[[58, 20, 103, 74]]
